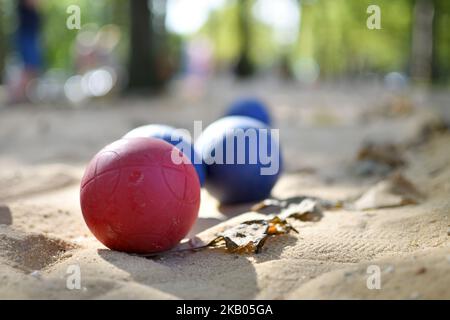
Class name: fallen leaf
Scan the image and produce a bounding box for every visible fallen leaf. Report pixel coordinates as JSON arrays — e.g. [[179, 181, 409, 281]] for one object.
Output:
[[251, 196, 340, 216], [139, 196, 334, 257], [409, 115, 450, 147], [278, 198, 323, 221], [352, 172, 424, 210], [357, 142, 405, 168], [354, 142, 406, 177], [359, 96, 415, 122], [207, 216, 297, 254]]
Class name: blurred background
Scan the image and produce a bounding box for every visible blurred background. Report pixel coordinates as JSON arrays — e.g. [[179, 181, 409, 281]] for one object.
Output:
[[0, 0, 449, 174], [0, 0, 449, 105]]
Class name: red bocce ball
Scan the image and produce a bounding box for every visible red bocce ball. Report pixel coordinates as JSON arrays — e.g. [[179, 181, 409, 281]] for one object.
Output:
[[80, 137, 201, 253]]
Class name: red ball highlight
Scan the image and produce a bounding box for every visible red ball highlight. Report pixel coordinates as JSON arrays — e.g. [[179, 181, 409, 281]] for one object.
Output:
[[80, 137, 200, 253]]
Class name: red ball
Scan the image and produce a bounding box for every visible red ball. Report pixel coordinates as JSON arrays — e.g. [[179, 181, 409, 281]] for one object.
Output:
[[80, 137, 201, 253]]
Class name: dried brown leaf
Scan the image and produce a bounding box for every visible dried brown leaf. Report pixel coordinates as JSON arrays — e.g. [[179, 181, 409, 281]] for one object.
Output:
[[207, 216, 296, 254], [278, 198, 323, 221], [251, 196, 340, 216], [252, 196, 341, 223], [138, 196, 340, 257], [357, 143, 405, 168], [352, 172, 424, 210]]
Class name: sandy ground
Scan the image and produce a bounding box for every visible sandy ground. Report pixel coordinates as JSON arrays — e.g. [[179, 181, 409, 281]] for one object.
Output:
[[0, 79, 449, 299]]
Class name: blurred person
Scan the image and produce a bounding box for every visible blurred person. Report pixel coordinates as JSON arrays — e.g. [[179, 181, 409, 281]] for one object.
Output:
[[8, 0, 43, 104]]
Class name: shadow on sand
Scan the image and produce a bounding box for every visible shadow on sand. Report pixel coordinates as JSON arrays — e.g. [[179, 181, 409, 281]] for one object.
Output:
[[97, 231, 298, 299]]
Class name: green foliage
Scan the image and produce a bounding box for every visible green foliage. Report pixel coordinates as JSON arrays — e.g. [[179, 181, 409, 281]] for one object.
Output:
[[198, 0, 423, 78], [199, 2, 241, 64], [295, 0, 413, 78], [41, 0, 128, 71], [0, 0, 448, 83], [0, 0, 126, 72]]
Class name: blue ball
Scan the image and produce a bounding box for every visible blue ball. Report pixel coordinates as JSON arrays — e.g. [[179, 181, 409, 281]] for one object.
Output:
[[196, 116, 282, 204], [225, 98, 272, 126], [124, 124, 206, 186]]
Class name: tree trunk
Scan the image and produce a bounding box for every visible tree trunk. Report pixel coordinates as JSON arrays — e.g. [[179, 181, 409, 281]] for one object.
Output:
[[234, 0, 254, 78], [0, 12, 5, 84], [430, 0, 450, 83], [410, 0, 435, 83], [128, 0, 154, 91], [151, 0, 173, 84]]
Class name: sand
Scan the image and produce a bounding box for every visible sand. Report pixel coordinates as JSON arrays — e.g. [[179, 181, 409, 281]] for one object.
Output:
[[0, 80, 449, 299]]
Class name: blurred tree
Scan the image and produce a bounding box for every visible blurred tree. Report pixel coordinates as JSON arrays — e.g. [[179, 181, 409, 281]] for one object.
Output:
[[110, 0, 129, 59], [41, 0, 101, 70], [128, 0, 171, 91], [431, 0, 450, 83], [234, 0, 255, 78], [0, 0, 10, 84], [151, 0, 175, 85], [295, 0, 415, 80], [201, 2, 240, 68], [128, 0, 154, 90], [0, 10, 5, 84], [0, 0, 447, 87], [410, 0, 434, 83]]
